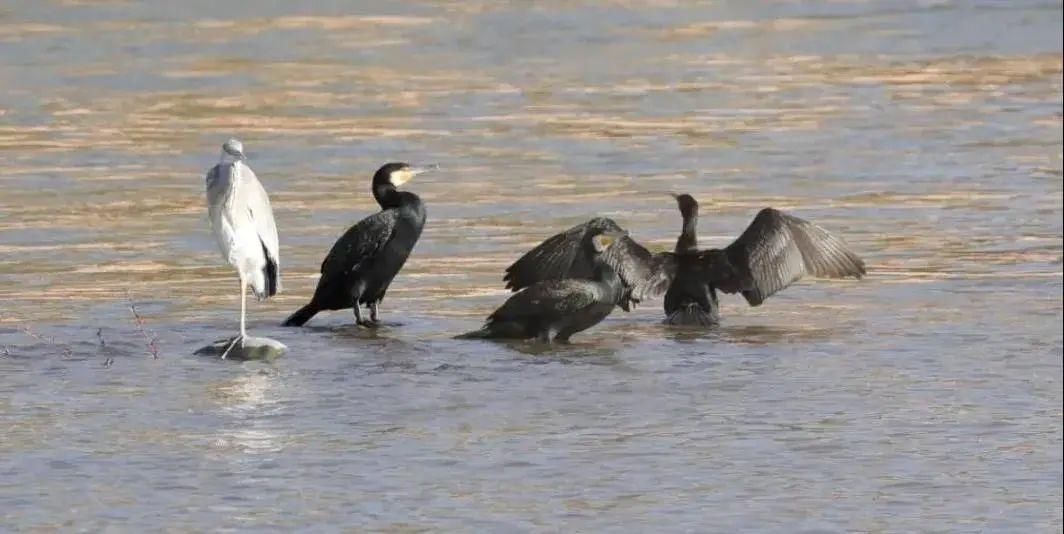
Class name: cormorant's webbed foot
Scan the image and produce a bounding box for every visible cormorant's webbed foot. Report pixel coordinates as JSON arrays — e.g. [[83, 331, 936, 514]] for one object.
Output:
[[353, 303, 375, 328]]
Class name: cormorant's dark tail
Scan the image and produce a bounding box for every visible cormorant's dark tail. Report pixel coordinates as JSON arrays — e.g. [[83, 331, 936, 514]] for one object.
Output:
[[664, 303, 717, 327], [455, 320, 531, 340], [282, 304, 318, 327], [455, 327, 494, 340]]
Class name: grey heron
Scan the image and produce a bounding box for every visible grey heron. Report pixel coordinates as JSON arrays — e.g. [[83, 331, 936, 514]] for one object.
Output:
[[205, 139, 280, 348]]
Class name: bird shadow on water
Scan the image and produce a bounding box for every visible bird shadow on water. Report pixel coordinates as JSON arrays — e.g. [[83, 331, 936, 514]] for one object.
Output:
[[318, 323, 396, 341], [293, 323, 457, 374], [297, 320, 626, 371], [472, 338, 623, 366], [666, 323, 841, 346], [293, 323, 414, 352], [287, 321, 402, 342], [611, 319, 841, 347]]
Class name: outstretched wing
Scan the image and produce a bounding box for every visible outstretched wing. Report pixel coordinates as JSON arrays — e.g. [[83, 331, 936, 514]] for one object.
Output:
[[503, 217, 624, 290], [503, 216, 675, 309], [602, 236, 676, 302], [704, 208, 865, 306], [320, 210, 398, 279]]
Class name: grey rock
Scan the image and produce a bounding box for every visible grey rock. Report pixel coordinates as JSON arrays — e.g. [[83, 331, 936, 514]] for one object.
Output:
[[195, 335, 287, 361]]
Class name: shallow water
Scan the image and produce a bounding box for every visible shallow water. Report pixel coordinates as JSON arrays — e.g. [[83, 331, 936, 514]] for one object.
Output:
[[1, 0, 1062, 531]]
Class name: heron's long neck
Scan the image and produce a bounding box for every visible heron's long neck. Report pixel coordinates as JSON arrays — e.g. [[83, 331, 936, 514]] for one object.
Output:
[[218, 159, 246, 199], [372, 183, 400, 209], [675, 210, 699, 253], [220, 154, 243, 167]]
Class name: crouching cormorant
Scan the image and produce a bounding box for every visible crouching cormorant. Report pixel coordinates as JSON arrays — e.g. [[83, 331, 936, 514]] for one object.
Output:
[[502, 217, 673, 311], [283, 162, 436, 327], [505, 194, 866, 327], [459, 231, 627, 343]]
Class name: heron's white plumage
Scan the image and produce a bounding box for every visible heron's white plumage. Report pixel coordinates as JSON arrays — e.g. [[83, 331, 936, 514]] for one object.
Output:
[[206, 155, 280, 300]]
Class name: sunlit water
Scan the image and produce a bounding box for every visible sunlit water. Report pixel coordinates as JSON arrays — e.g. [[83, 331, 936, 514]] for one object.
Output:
[[1, 1, 1061, 531]]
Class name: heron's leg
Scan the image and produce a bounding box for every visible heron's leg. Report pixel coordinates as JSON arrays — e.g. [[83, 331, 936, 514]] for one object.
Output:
[[222, 275, 247, 361], [369, 302, 379, 324], [239, 275, 247, 339]]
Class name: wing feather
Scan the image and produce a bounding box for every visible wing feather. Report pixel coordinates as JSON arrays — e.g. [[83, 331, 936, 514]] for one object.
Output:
[[504, 216, 676, 304], [242, 165, 280, 268], [320, 210, 398, 278], [707, 208, 865, 306], [503, 217, 624, 290], [602, 236, 676, 301]]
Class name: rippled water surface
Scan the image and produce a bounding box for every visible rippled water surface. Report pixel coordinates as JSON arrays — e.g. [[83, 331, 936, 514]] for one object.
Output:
[[1, 1, 1062, 531]]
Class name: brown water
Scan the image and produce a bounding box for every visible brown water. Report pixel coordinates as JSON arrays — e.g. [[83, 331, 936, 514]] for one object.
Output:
[[1, 1, 1062, 531]]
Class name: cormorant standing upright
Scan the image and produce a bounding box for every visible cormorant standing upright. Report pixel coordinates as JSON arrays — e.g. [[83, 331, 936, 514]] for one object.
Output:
[[283, 162, 436, 327], [662, 193, 720, 325]]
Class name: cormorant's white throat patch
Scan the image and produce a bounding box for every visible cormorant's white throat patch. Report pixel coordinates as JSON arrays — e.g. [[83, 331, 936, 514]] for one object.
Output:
[[389, 168, 415, 186]]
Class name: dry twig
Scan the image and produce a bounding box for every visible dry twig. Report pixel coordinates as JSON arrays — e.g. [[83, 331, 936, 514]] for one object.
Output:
[[0, 312, 74, 357], [125, 291, 160, 359]]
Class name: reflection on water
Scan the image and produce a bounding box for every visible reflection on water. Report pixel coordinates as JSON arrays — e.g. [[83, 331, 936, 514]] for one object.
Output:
[[0, 0, 1061, 531], [664, 323, 842, 346], [206, 372, 286, 455]]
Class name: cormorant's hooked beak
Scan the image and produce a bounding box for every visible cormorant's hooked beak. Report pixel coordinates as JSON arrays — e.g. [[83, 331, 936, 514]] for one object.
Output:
[[391, 164, 439, 186], [591, 231, 625, 253], [668, 191, 699, 212], [408, 163, 439, 177]]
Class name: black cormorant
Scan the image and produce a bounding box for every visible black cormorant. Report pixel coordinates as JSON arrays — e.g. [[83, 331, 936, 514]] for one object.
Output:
[[282, 162, 435, 327], [504, 194, 866, 327], [460, 231, 627, 343], [662, 193, 718, 325], [503, 217, 673, 311]]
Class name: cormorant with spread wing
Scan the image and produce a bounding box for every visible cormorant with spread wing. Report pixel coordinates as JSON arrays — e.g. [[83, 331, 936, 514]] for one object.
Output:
[[503, 217, 673, 312], [503, 194, 866, 326], [460, 231, 626, 343], [283, 162, 436, 327]]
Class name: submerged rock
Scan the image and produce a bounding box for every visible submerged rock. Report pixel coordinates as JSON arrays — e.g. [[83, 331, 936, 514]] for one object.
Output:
[[195, 335, 287, 361]]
